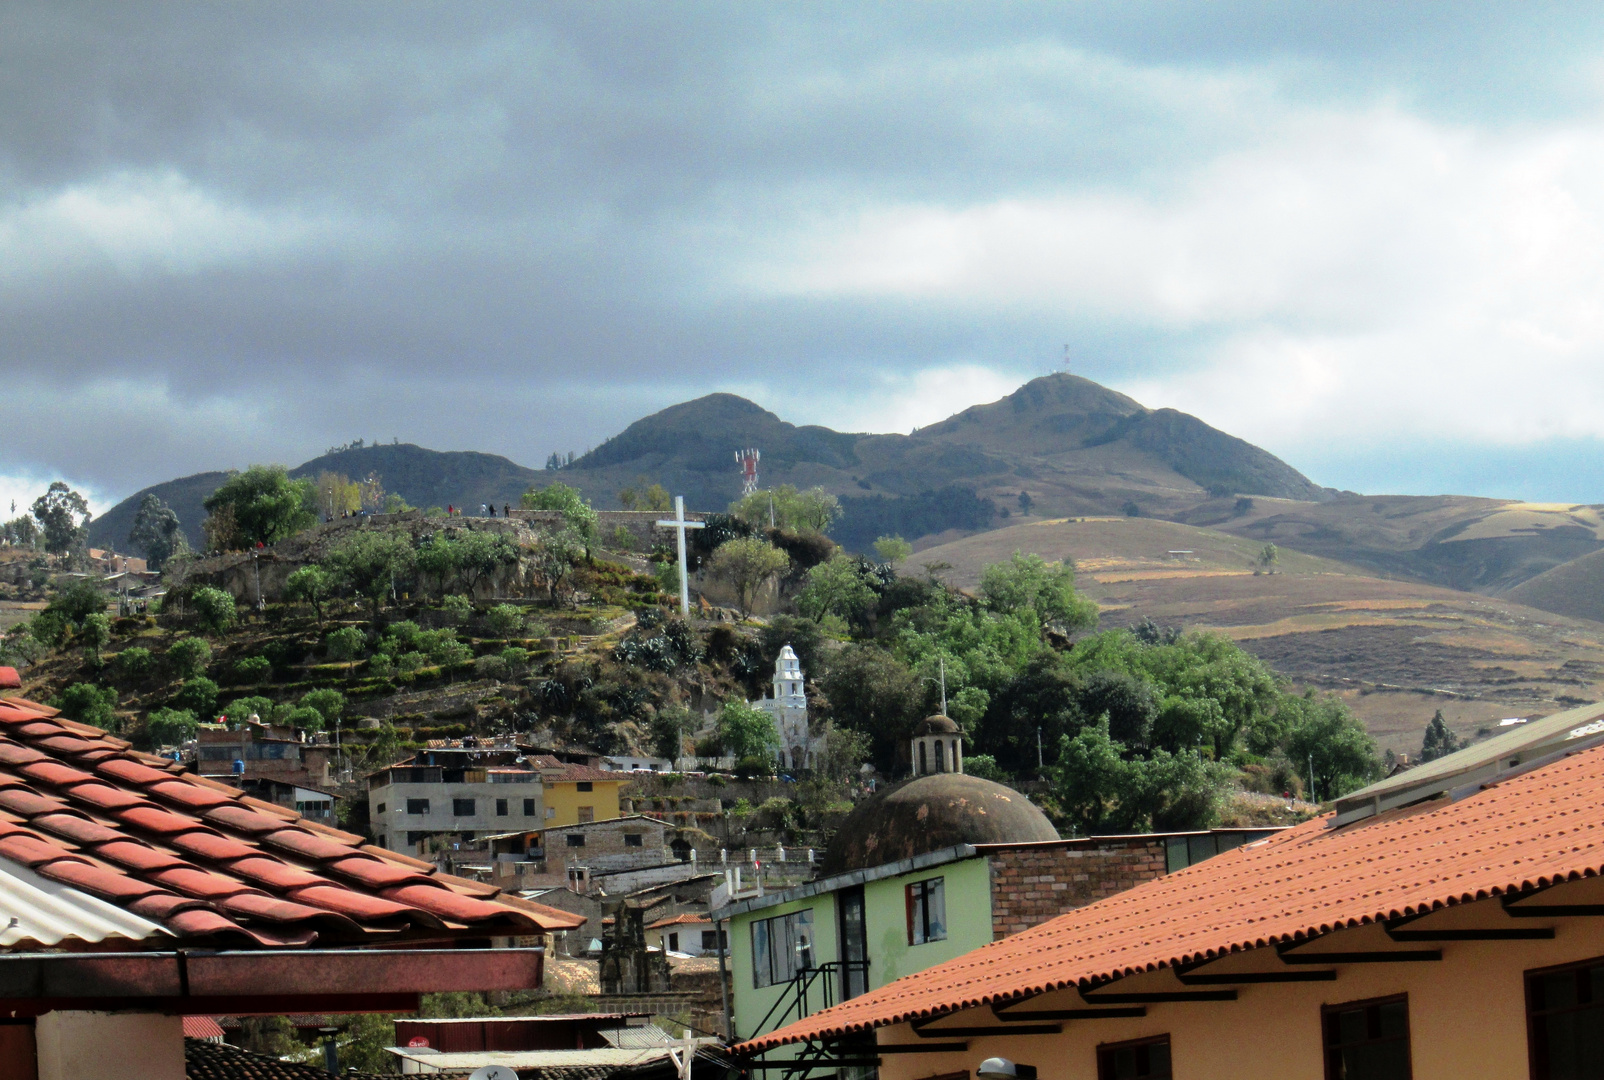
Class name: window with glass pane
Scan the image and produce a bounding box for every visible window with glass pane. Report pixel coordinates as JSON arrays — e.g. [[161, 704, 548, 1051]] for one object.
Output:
[[1528, 956, 1604, 1079], [906, 877, 946, 945], [751, 909, 815, 987], [1323, 996, 1411, 1080], [1097, 1035, 1172, 1080]]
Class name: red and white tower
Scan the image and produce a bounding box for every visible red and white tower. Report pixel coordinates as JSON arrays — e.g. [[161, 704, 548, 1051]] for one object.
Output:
[[736, 448, 761, 495]]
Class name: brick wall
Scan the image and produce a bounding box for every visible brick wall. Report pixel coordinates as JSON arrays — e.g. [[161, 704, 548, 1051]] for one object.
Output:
[[986, 840, 1168, 940]]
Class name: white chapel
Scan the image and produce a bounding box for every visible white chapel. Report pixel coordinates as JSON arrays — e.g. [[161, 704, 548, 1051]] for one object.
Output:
[[751, 645, 824, 772]]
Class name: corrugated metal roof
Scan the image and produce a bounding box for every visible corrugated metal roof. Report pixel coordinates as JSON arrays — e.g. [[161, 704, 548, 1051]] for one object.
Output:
[[740, 740, 1604, 1053], [386, 1046, 675, 1070], [0, 851, 170, 946], [601, 1023, 675, 1049]]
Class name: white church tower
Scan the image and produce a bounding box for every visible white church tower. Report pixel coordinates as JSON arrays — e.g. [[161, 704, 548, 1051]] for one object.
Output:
[[752, 645, 822, 772]]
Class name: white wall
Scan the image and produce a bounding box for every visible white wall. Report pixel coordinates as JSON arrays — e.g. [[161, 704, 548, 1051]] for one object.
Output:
[[36, 1011, 184, 1080]]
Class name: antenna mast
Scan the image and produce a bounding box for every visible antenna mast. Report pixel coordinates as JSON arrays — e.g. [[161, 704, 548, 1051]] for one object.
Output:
[[736, 448, 761, 496]]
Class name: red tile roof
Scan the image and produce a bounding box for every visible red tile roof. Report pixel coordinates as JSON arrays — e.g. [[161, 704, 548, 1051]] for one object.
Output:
[[647, 912, 711, 929], [741, 741, 1604, 1053], [0, 697, 583, 946], [0, 669, 20, 689], [181, 1015, 225, 1039], [544, 763, 624, 783]]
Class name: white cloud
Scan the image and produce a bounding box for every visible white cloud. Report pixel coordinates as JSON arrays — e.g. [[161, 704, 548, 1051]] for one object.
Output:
[[746, 97, 1604, 453], [775, 363, 1027, 435], [0, 171, 337, 284], [0, 474, 112, 524]]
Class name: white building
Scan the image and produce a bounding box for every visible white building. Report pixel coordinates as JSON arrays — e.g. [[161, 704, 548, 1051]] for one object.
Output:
[[751, 645, 825, 772]]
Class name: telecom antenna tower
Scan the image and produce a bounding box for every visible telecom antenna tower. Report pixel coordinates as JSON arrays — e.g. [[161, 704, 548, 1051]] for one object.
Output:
[[736, 448, 761, 495]]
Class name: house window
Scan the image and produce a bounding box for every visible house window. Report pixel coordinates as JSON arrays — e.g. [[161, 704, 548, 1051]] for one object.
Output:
[[578, 806, 595, 823], [1527, 955, 1604, 1078], [751, 908, 814, 988], [496, 799, 509, 816], [1098, 1035, 1171, 1080], [376, 803, 386, 815], [546, 807, 556, 819], [668, 932, 680, 952], [453, 798, 475, 817], [577, 781, 594, 792], [625, 833, 643, 847], [406, 799, 430, 815], [1323, 995, 1411, 1080], [524, 798, 537, 816], [566, 834, 585, 847], [701, 929, 728, 952], [906, 878, 946, 945]]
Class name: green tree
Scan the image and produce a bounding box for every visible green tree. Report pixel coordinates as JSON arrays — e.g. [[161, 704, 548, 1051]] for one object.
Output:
[[31, 482, 91, 556], [618, 479, 673, 512], [1280, 692, 1382, 801], [283, 565, 334, 624], [2, 514, 40, 549], [223, 695, 274, 724], [54, 683, 118, 730], [533, 527, 584, 604], [325, 626, 367, 674], [47, 579, 107, 627], [455, 530, 517, 595], [322, 529, 416, 619], [819, 644, 925, 771], [283, 705, 325, 732], [127, 494, 186, 571], [717, 699, 780, 763], [872, 535, 913, 566], [79, 612, 111, 666], [521, 482, 598, 551], [300, 688, 345, 727], [649, 705, 696, 761], [486, 603, 527, 638], [979, 552, 1098, 631], [1048, 720, 1231, 834], [190, 587, 238, 635], [202, 465, 315, 550], [795, 554, 877, 625], [146, 707, 198, 747], [173, 677, 220, 721], [113, 646, 153, 682], [1419, 709, 1465, 763], [167, 637, 212, 679], [1256, 543, 1279, 574], [708, 536, 789, 615], [729, 484, 842, 533]]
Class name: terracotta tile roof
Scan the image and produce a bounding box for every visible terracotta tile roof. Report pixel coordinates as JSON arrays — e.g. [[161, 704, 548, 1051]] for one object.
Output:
[[184, 1038, 386, 1080], [544, 763, 624, 783], [647, 912, 710, 928], [741, 742, 1604, 1053], [0, 669, 19, 690], [0, 697, 582, 946], [181, 1016, 225, 1039]]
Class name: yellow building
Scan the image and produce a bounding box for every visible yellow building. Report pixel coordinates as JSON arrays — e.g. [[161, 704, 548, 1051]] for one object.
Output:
[[533, 757, 627, 827], [741, 723, 1604, 1080]]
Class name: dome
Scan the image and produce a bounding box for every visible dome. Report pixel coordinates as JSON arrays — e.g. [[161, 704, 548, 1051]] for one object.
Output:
[[913, 714, 961, 736], [821, 774, 1059, 874]]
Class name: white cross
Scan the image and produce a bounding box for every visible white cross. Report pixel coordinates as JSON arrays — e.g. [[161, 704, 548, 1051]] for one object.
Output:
[[656, 496, 706, 616]]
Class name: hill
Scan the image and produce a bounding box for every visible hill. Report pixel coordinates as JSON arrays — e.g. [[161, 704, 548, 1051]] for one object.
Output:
[[1504, 546, 1604, 622], [915, 517, 1604, 755], [88, 444, 544, 552]]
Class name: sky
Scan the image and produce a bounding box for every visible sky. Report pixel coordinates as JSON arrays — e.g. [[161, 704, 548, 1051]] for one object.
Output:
[[9, 2, 1604, 515]]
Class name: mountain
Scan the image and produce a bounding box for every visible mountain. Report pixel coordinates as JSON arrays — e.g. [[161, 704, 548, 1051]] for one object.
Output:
[[90, 374, 1326, 555], [88, 444, 544, 552]]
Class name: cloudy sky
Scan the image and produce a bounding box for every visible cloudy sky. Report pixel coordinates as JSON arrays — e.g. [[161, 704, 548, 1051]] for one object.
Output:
[[8, 2, 1604, 514]]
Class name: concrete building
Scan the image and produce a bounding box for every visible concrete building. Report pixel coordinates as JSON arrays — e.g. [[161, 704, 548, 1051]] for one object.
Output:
[[368, 750, 545, 853], [647, 912, 723, 957], [195, 719, 334, 788], [751, 645, 823, 773], [531, 756, 629, 826], [741, 707, 1604, 1080]]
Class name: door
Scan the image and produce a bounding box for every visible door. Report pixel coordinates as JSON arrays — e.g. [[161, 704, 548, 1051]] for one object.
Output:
[[837, 885, 868, 1000]]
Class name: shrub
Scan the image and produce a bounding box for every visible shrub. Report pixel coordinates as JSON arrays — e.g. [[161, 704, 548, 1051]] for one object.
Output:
[[80, 613, 112, 664], [224, 696, 274, 725], [733, 755, 772, 779], [963, 753, 1009, 781], [168, 637, 213, 679], [397, 651, 427, 675], [485, 604, 526, 638], [173, 677, 220, 721], [232, 655, 272, 684], [325, 626, 366, 667], [54, 683, 118, 730], [382, 621, 422, 652], [475, 655, 510, 681], [191, 587, 238, 634], [300, 689, 346, 726], [29, 610, 70, 649], [114, 646, 154, 682], [440, 594, 472, 625], [147, 707, 198, 748], [499, 646, 530, 676], [367, 653, 395, 679], [283, 705, 325, 732]]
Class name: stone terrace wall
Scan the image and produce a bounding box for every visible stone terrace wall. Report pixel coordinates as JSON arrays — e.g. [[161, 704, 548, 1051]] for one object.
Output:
[[985, 839, 1168, 940]]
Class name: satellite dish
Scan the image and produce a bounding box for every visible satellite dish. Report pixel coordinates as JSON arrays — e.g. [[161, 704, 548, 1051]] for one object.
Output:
[[471, 1067, 519, 1080]]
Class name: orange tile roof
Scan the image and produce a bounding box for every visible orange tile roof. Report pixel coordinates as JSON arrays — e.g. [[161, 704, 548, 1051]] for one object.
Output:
[[741, 741, 1604, 1053], [545, 763, 624, 783], [0, 697, 582, 946], [648, 912, 710, 928]]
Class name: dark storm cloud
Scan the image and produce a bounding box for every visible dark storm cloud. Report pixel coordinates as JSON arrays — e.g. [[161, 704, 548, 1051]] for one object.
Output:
[[6, 2, 1604, 503]]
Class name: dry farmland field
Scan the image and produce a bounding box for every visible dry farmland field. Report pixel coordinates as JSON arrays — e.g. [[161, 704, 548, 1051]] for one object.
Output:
[[916, 517, 1604, 755]]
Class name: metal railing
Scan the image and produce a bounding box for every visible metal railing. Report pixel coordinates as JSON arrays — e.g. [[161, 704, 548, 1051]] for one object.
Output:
[[748, 960, 871, 1041]]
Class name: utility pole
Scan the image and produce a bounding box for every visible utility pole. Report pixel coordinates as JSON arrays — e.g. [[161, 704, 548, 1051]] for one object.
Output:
[[939, 657, 947, 716], [1037, 727, 1044, 771]]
